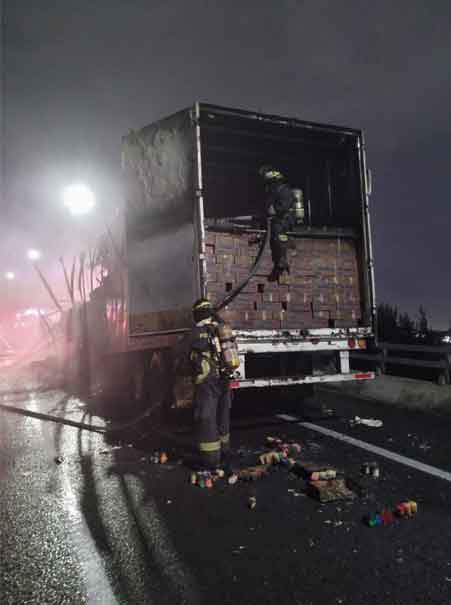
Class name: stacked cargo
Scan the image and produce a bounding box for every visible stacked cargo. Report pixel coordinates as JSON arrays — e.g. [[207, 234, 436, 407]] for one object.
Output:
[[205, 230, 361, 330]]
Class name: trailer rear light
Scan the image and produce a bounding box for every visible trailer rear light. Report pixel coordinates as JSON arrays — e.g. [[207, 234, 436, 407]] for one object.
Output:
[[358, 339, 367, 349], [348, 338, 356, 348], [354, 372, 373, 380], [229, 380, 241, 389]]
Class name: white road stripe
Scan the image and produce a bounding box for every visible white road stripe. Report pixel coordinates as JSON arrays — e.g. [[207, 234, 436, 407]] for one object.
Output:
[[276, 414, 300, 422], [299, 421, 451, 484]]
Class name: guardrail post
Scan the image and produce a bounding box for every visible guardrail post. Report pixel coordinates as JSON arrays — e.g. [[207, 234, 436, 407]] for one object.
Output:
[[436, 354, 450, 386], [443, 353, 451, 386], [437, 372, 447, 386], [379, 345, 387, 375]]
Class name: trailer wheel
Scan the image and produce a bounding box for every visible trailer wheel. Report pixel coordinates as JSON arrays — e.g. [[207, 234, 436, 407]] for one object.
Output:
[[141, 350, 167, 409], [160, 349, 194, 410], [140, 349, 184, 418]]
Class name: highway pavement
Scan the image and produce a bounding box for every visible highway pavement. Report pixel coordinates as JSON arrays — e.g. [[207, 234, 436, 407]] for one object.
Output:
[[1, 385, 451, 604]]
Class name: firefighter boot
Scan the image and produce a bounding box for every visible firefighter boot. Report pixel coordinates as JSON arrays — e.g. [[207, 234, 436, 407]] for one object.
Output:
[[269, 235, 290, 281], [199, 450, 221, 471], [220, 435, 231, 468], [218, 382, 232, 464], [184, 451, 221, 472]]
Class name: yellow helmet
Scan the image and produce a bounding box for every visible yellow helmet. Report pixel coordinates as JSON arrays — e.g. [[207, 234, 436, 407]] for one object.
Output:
[[259, 165, 284, 182], [192, 298, 214, 322]]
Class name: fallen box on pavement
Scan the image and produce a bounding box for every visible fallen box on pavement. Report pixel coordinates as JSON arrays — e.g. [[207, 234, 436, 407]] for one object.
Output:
[[308, 479, 356, 503]]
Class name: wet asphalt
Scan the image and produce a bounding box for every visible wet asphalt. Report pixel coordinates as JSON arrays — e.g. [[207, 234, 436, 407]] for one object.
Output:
[[1, 385, 451, 604]]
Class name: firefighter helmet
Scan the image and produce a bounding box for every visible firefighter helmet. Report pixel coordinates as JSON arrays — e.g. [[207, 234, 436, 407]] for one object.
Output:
[[259, 165, 284, 183], [192, 298, 214, 323]]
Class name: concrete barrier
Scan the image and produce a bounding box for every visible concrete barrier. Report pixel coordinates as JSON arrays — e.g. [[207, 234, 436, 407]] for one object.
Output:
[[321, 375, 451, 416]]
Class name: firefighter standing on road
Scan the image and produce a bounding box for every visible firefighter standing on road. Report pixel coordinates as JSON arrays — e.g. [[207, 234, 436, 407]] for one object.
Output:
[[189, 298, 235, 469], [259, 165, 304, 281]]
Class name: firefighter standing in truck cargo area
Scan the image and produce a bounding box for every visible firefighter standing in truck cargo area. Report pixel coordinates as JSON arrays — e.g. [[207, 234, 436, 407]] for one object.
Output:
[[189, 298, 233, 469], [258, 165, 304, 281]]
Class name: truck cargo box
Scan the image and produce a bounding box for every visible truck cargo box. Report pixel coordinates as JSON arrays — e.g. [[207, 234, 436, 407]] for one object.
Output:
[[120, 103, 376, 391], [122, 103, 375, 336]]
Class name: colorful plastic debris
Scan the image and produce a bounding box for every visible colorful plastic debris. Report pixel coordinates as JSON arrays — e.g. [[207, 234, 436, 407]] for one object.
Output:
[[395, 501, 418, 518]]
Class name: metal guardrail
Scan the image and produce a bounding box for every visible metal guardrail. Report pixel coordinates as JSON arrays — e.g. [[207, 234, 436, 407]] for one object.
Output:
[[350, 342, 451, 386]]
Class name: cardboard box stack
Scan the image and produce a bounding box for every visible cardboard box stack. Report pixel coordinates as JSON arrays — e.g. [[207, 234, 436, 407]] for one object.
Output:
[[205, 231, 362, 330]]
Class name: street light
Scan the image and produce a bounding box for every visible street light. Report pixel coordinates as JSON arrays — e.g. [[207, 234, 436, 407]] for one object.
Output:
[[27, 249, 41, 261], [4, 271, 15, 280], [62, 183, 96, 216]]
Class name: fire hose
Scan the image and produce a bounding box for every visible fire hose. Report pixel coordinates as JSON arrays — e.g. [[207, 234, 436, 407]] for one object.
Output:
[[0, 396, 193, 445], [215, 217, 271, 311]]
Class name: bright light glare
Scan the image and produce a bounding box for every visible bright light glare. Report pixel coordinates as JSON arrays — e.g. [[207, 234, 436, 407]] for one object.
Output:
[[5, 271, 15, 280], [63, 183, 96, 216], [16, 308, 45, 319], [24, 308, 40, 317], [27, 249, 41, 261]]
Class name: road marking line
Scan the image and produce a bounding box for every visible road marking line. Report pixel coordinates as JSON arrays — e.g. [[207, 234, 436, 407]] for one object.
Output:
[[299, 422, 451, 483], [276, 414, 300, 422]]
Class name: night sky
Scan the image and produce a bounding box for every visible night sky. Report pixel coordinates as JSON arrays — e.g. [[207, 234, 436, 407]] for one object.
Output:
[[2, 1, 451, 327]]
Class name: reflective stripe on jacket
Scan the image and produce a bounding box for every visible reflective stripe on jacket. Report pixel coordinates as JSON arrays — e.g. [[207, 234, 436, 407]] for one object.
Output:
[[190, 318, 221, 384]]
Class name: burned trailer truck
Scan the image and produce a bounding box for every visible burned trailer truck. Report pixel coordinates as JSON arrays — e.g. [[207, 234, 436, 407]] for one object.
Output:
[[117, 102, 376, 403]]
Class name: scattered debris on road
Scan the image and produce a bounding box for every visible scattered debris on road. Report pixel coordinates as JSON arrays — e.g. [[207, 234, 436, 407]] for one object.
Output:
[[308, 479, 356, 503], [363, 501, 418, 527], [232, 546, 246, 554], [259, 440, 302, 465], [294, 461, 338, 481], [54, 455, 64, 464], [238, 465, 269, 481], [185, 434, 361, 505], [189, 469, 228, 488], [266, 436, 302, 454], [147, 451, 170, 464], [364, 509, 395, 527], [248, 496, 257, 510], [351, 416, 383, 428], [361, 462, 380, 478], [396, 500, 418, 518]]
